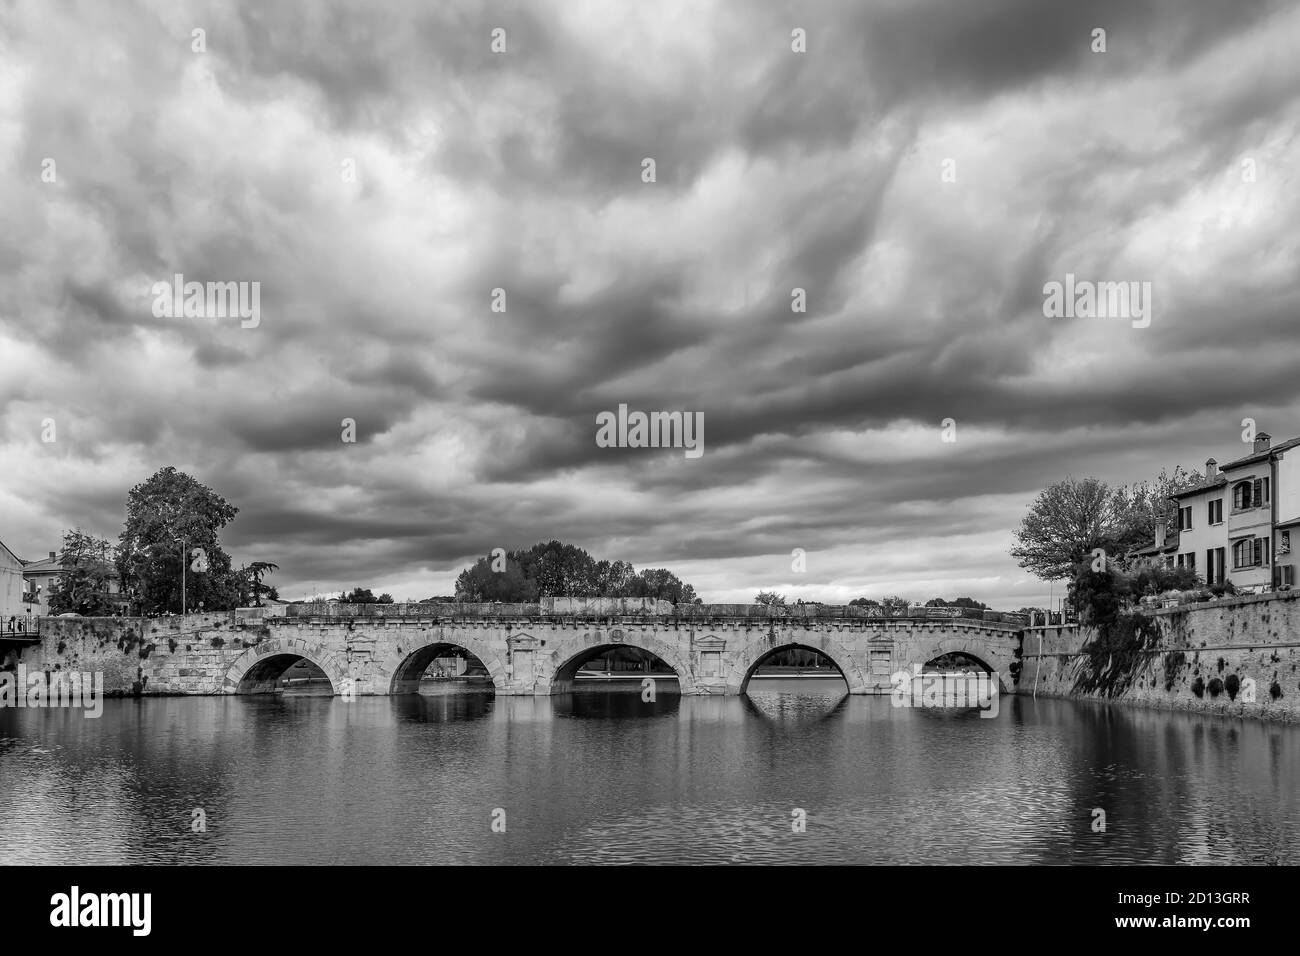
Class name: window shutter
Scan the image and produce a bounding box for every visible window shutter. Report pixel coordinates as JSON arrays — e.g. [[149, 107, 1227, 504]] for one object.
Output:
[[1253, 479, 1263, 508], [1263, 538, 1270, 565], [1253, 538, 1262, 566]]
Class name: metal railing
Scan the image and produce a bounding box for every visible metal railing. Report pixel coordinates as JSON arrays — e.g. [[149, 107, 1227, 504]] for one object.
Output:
[[0, 618, 40, 639]]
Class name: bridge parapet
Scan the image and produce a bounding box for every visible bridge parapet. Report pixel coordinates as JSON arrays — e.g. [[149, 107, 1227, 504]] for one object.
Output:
[[277, 600, 1028, 628]]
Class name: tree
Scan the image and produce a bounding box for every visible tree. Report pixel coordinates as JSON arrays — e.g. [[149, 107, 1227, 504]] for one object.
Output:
[[754, 591, 787, 606], [116, 467, 241, 614], [880, 595, 911, 612], [1013, 468, 1206, 581], [1010, 476, 1130, 581], [242, 561, 279, 607], [594, 559, 635, 596], [454, 560, 539, 602], [1110, 465, 1205, 553], [925, 596, 988, 609], [848, 597, 880, 607], [47, 529, 118, 616], [452, 542, 702, 603], [624, 568, 699, 604], [340, 587, 396, 604]]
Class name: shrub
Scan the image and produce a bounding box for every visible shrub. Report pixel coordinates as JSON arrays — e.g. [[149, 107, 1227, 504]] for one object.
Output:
[[210, 636, 224, 648], [1191, 677, 1205, 698], [139, 643, 156, 660], [1270, 681, 1283, 700], [1225, 674, 1240, 700], [168, 638, 177, 653], [1207, 677, 1224, 698]]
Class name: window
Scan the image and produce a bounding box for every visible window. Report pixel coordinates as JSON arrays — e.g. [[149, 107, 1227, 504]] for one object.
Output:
[[1233, 538, 1269, 569], [1208, 499, 1223, 524], [1277, 565, 1295, 587], [1177, 552, 1197, 571], [1205, 548, 1225, 585], [1179, 506, 1193, 531], [1233, 481, 1254, 510]]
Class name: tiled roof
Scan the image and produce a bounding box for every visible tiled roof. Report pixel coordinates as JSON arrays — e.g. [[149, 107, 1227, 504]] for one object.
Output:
[[1219, 435, 1300, 472], [1169, 476, 1227, 500], [21, 557, 62, 574], [21, 556, 117, 577], [1169, 434, 1300, 500], [1128, 528, 1180, 557]]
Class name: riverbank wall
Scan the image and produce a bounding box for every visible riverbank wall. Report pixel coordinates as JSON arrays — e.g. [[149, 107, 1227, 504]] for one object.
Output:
[[1021, 592, 1300, 722], [1, 613, 254, 696]]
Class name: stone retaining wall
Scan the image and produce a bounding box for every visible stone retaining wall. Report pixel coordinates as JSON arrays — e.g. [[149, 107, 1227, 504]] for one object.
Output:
[[1021, 592, 1300, 722]]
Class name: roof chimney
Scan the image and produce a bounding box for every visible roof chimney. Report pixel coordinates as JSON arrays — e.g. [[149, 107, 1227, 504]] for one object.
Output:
[[1255, 432, 1272, 454], [48, 551, 56, 561], [1205, 458, 1217, 479], [1154, 519, 1166, 549]]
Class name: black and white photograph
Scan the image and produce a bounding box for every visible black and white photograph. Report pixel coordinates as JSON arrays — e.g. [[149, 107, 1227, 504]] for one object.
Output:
[[0, 0, 1293, 932]]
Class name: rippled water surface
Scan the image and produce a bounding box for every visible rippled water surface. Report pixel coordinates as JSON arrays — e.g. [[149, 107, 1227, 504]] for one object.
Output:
[[2, 681, 1297, 864]]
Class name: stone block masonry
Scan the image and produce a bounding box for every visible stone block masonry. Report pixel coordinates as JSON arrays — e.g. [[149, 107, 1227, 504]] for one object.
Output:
[[1021, 592, 1300, 722], [1, 604, 1023, 699]]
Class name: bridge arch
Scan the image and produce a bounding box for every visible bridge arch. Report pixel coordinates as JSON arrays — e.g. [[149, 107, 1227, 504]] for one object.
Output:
[[387, 636, 506, 694], [221, 639, 348, 695], [541, 633, 696, 694], [725, 634, 868, 695], [905, 635, 1014, 693]]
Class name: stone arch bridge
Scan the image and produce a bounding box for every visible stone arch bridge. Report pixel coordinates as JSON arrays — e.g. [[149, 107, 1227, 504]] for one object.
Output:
[[8, 599, 1025, 698], [218, 599, 1024, 697]]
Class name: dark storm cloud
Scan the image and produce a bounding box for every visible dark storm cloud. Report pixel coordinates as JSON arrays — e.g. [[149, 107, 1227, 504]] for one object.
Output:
[[2, 0, 1298, 607]]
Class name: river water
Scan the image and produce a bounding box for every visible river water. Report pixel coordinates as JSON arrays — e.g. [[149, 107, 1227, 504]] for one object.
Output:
[[1, 680, 1296, 865]]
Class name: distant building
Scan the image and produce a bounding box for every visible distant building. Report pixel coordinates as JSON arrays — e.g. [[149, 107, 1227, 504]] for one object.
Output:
[[1127, 519, 1179, 566], [0, 538, 25, 623], [22, 549, 127, 616], [21, 551, 63, 615]]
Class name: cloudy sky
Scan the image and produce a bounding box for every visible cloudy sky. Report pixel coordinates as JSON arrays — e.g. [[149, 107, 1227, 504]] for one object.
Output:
[[1, 0, 1297, 608]]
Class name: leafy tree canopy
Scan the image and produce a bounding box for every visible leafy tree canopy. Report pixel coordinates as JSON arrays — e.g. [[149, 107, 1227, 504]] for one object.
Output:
[[47, 529, 119, 616], [453, 541, 701, 603], [1012, 468, 1204, 582], [116, 466, 241, 614], [340, 587, 394, 604]]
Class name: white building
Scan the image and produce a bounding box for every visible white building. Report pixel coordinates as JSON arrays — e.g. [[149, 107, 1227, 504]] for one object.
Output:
[[0, 538, 25, 625], [1167, 432, 1299, 591]]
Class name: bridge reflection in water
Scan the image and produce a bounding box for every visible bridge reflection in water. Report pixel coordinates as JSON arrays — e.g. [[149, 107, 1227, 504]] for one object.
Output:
[[4, 686, 1296, 864]]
